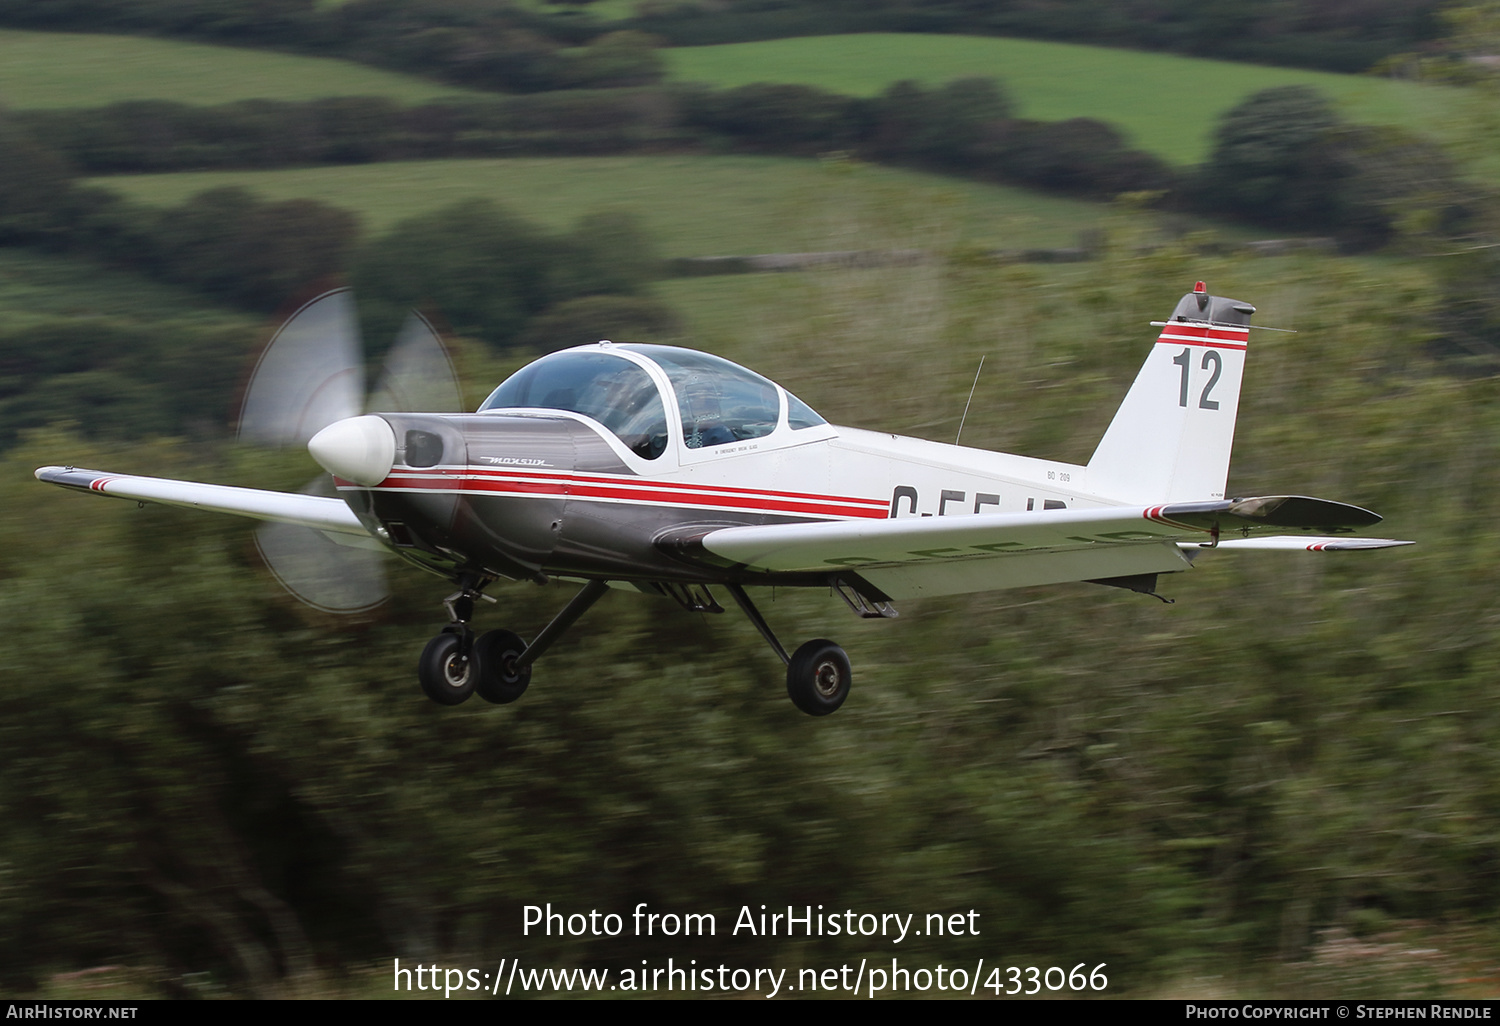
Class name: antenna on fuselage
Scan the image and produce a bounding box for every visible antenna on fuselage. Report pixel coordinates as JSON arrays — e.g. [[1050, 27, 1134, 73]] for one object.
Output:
[[955, 355, 986, 446]]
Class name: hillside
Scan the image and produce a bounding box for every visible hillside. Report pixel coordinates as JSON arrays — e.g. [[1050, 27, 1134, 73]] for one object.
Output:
[[87, 155, 1126, 257], [668, 34, 1464, 165], [0, 28, 481, 108]]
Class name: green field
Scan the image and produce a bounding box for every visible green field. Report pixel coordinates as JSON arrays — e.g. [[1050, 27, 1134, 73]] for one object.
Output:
[[0, 29, 482, 109], [91, 155, 1130, 257], [668, 34, 1465, 165]]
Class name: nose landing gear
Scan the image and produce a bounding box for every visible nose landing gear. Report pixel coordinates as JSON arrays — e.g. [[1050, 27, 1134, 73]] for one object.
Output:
[[416, 577, 609, 707]]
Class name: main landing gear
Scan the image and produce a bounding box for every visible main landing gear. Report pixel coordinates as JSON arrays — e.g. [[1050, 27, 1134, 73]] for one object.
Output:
[[724, 584, 852, 717]]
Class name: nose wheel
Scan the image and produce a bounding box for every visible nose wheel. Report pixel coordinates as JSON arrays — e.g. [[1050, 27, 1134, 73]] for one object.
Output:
[[417, 628, 531, 706], [418, 630, 478, 706], [416, 578, 608, 707]]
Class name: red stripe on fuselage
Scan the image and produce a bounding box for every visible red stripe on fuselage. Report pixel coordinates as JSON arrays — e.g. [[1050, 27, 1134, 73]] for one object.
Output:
[[391, 465, 889, 509], [368, 467, 889, 520]]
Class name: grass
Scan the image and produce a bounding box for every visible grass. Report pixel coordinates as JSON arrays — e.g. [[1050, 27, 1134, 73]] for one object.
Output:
[[89, 154, 1123, 257], [667, 33, 1468, 165], [0, 29, 483, 109]]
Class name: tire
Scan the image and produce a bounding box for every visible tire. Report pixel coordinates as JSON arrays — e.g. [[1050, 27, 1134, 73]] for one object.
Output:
[[418, 632, 476, 706], [474, 629, 531, 705], [786, 639, 851, 716]]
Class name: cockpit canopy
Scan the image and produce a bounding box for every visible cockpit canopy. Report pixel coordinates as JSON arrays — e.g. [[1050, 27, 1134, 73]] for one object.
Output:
[[478, 344, 826, 460]]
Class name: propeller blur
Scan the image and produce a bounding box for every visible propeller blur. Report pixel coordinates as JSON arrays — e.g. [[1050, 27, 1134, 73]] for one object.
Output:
[[36, 284, 1409, 716]]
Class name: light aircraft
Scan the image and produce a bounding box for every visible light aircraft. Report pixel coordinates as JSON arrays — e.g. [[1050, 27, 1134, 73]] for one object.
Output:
[[36, 283, 1408, 716]]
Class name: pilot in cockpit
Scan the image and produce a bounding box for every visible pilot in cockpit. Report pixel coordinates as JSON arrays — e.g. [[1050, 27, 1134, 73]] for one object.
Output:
[[679, 375, 736, 449]]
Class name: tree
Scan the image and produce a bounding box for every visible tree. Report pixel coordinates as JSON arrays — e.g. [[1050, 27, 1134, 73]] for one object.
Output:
[[352, 199, 561, 348], [148, 188, 358, 309], [1196, 86, 1348, 229], [860, 77, 1016, 172]]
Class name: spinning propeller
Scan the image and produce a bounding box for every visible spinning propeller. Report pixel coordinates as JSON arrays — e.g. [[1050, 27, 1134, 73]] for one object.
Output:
[[238, 289, 462, 612]]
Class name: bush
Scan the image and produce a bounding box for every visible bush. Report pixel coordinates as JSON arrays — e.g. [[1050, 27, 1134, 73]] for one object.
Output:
[[679, 82, 862, 154], [565, 30, 665, 88], [987, 117, 1176, 197]]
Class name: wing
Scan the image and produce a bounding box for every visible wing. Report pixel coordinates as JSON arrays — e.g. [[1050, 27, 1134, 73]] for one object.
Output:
[[34, 466, 371, 540], [660, 495, 1408, 600]]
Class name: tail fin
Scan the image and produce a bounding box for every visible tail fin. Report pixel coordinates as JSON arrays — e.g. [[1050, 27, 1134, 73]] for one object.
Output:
[[1087, 283, 1254, 504]]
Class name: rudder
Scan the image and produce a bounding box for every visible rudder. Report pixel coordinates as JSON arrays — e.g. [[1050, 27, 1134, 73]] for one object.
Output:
[[1087, 283, 1254, 504]]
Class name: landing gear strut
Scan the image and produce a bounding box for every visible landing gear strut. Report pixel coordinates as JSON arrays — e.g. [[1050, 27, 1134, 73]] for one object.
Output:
[[416, 575, 492, 705], [417, 577, 610, 707], [725, 583, 852, 717]]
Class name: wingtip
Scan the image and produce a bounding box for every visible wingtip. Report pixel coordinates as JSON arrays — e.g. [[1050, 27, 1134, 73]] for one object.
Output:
[[36, 465, 97, 486]]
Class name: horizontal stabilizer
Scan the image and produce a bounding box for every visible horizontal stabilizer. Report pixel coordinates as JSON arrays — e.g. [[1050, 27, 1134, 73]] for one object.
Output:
[[1154, 495, 1382, 532], [34, 466, 369, 537]]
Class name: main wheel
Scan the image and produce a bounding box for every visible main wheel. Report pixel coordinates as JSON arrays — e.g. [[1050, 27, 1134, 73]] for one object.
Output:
[[418, 632, 476, 706], [786, 639, 851, 716], [474, 629, 531, 705]]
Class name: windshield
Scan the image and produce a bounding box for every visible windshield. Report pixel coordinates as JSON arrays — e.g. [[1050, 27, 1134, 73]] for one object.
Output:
[[479, 350, 669, 460]]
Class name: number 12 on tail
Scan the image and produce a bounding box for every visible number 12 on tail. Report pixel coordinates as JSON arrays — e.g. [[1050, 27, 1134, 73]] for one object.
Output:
[[1173, 348, 1222, 410]]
